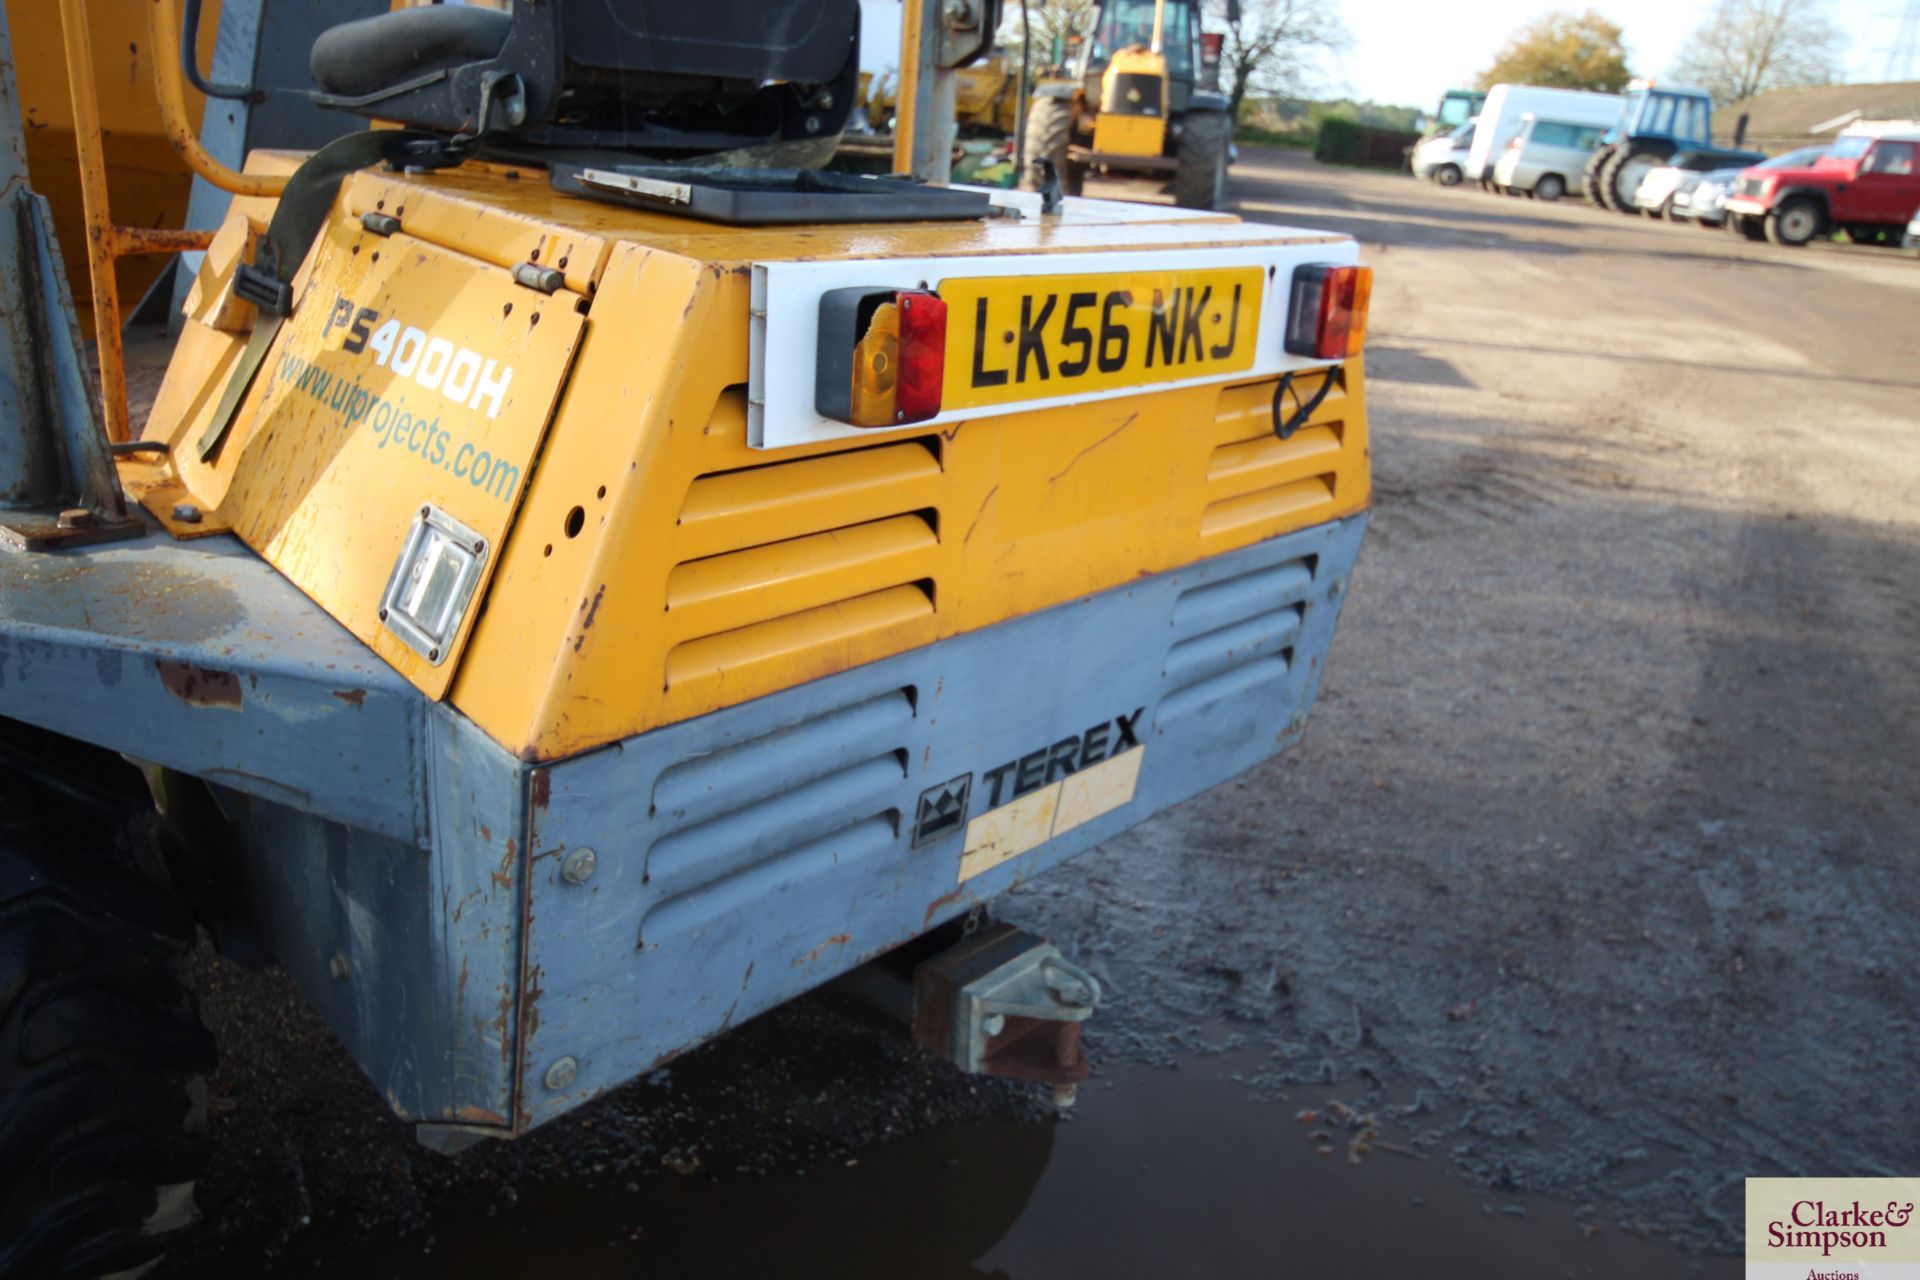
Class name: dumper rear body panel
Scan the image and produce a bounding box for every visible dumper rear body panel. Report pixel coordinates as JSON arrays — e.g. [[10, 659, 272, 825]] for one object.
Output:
[[0, 158, 1372, 1138]]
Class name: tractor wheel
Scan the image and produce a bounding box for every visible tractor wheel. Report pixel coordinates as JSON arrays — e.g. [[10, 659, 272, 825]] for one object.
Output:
[[0, 762, 214, 1279], [1172, 109, 1230, 210], [1534, 173, 1566, 202], [1580, 144, 1614, 203], [1433, 163, 1461, 187], [1766, 199, 1822, 247], [1019, 96, 1083, 197], [1599, 145, 1666, 214]]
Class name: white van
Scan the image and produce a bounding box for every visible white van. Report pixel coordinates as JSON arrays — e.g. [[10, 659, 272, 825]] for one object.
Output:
[[1466, 84, 1623, 185], [1412, 119, 1475, 185]]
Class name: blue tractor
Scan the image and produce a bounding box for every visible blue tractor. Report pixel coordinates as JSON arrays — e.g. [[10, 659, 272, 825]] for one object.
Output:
[[1583, 80, 1717, 212]]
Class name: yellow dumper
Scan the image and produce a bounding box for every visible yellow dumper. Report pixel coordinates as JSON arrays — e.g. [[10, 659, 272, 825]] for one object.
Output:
[[0, 0, 1370, 1272]]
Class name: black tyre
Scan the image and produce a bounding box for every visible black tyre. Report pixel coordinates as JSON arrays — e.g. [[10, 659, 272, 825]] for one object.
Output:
[[1580, 143, 1614, 202], [1172, 109, 1229, 210], [1766, 198, 1822, 246], [1728, 213, 1767, 242], [1433, 163, 1461, 187], [1019, 96, 1084, 197], [1534, 173, 1566, 202], [0, 747, 214, 1279], [1598, 144, 1666, 213]]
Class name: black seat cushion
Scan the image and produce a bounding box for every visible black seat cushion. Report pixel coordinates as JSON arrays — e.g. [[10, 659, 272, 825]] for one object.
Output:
[[310, 6, 513, 101]]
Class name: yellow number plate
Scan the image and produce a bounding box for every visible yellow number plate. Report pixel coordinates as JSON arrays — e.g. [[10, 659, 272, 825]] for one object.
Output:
[[941, 266, 1263, 411]]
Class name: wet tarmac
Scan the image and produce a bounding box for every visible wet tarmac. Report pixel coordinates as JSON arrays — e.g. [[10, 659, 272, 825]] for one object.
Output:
[[256, 1046, 1735, 1280]]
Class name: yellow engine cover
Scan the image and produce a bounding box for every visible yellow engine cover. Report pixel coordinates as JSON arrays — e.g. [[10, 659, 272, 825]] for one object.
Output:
[[134, 160, 1370, 762], [1092, 46, 1170, 158]]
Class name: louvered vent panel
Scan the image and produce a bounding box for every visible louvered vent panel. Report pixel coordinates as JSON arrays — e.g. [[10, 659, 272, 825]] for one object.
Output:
[[1158, 559, 1315, 723], [666, 439, 942, 701], [639, 689, 916, 943], [1200, 376, 1344, 542]]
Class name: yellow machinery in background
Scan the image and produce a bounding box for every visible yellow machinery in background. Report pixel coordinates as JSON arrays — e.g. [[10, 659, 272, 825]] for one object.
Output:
[[1021, 0, 1232, 208], [863, 49, 1023, 137], [0, 0, 1370, 1273]]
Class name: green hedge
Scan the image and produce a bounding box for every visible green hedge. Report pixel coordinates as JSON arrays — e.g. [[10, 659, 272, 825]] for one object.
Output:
[[1315, 118, 1422, 169]]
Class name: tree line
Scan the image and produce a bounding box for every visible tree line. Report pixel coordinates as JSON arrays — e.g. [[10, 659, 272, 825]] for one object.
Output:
[[1475, 0, 1843, 106], [1005, 0, 1845, 123]]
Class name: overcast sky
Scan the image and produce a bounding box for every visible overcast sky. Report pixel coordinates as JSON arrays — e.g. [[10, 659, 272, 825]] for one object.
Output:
[[1323, 0, 1901, 111]]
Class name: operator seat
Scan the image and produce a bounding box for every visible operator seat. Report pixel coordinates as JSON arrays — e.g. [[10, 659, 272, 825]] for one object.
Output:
[[308, 0, 859, 156]]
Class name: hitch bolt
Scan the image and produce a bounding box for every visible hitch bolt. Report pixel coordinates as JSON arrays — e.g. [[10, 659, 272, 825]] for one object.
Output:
[[560, 846, 598, 885], [981, 1013, 1006, 1037], [56, 507, 94, 530], [1328, 577, 1345, 598], [172, 503, 203, 524], [544, 1056, 579, 1091], [1052, 1083, 1079, 1109]]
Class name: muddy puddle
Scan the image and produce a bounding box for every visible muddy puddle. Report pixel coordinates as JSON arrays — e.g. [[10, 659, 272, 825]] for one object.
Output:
[[264, 1042, 1737, 1279]]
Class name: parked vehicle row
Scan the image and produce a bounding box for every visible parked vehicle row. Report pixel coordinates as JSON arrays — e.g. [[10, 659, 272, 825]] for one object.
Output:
[[1722, 122, 1920, 247], [1409, 84, 1920, 256]]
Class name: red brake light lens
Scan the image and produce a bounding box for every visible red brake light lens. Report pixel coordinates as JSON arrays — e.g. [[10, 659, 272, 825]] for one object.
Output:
[[893, 290, 947, 423], [1283, 264, 1372, 361]]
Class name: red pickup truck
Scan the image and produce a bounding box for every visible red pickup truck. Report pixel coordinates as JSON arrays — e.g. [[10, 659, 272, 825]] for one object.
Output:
[[1723, 125, 1920, 247]]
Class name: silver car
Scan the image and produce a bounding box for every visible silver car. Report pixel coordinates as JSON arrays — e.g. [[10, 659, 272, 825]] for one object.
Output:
[[1490, 114, 1608, 200], [1635, 149, 1766, 217]]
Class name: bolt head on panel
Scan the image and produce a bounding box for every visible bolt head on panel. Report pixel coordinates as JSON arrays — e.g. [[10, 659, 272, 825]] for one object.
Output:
[[560, 847, 598, 885]]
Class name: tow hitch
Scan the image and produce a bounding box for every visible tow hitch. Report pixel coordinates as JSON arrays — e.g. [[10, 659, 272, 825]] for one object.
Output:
[[841, 921, 1102, 1107]]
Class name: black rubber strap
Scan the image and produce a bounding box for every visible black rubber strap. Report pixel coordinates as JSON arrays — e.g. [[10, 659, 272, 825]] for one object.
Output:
[[195, 130, 454, 463], [1271, 366, 1342, 441]]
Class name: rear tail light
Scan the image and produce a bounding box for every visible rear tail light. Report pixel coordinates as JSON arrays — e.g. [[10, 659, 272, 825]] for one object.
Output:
[[1283, 264, 1372, 361], [816, 287, 949, 427]]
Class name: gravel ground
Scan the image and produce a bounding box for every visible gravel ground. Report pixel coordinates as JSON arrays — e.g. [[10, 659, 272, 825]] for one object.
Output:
[[148, 148, 1920, 1274], [1007, 148, 1920, 1252]]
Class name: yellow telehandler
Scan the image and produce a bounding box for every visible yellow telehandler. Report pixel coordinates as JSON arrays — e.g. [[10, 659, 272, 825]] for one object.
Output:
[[1020, 0, 1235, 208]]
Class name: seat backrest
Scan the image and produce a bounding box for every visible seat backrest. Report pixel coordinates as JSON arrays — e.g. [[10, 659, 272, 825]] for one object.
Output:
[[309, 0, 859, 157], [556, 2, 855, 84]]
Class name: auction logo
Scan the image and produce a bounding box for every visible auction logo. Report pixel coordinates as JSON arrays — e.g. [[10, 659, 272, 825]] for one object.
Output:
[[1747, 1178, 1920, 1279]]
